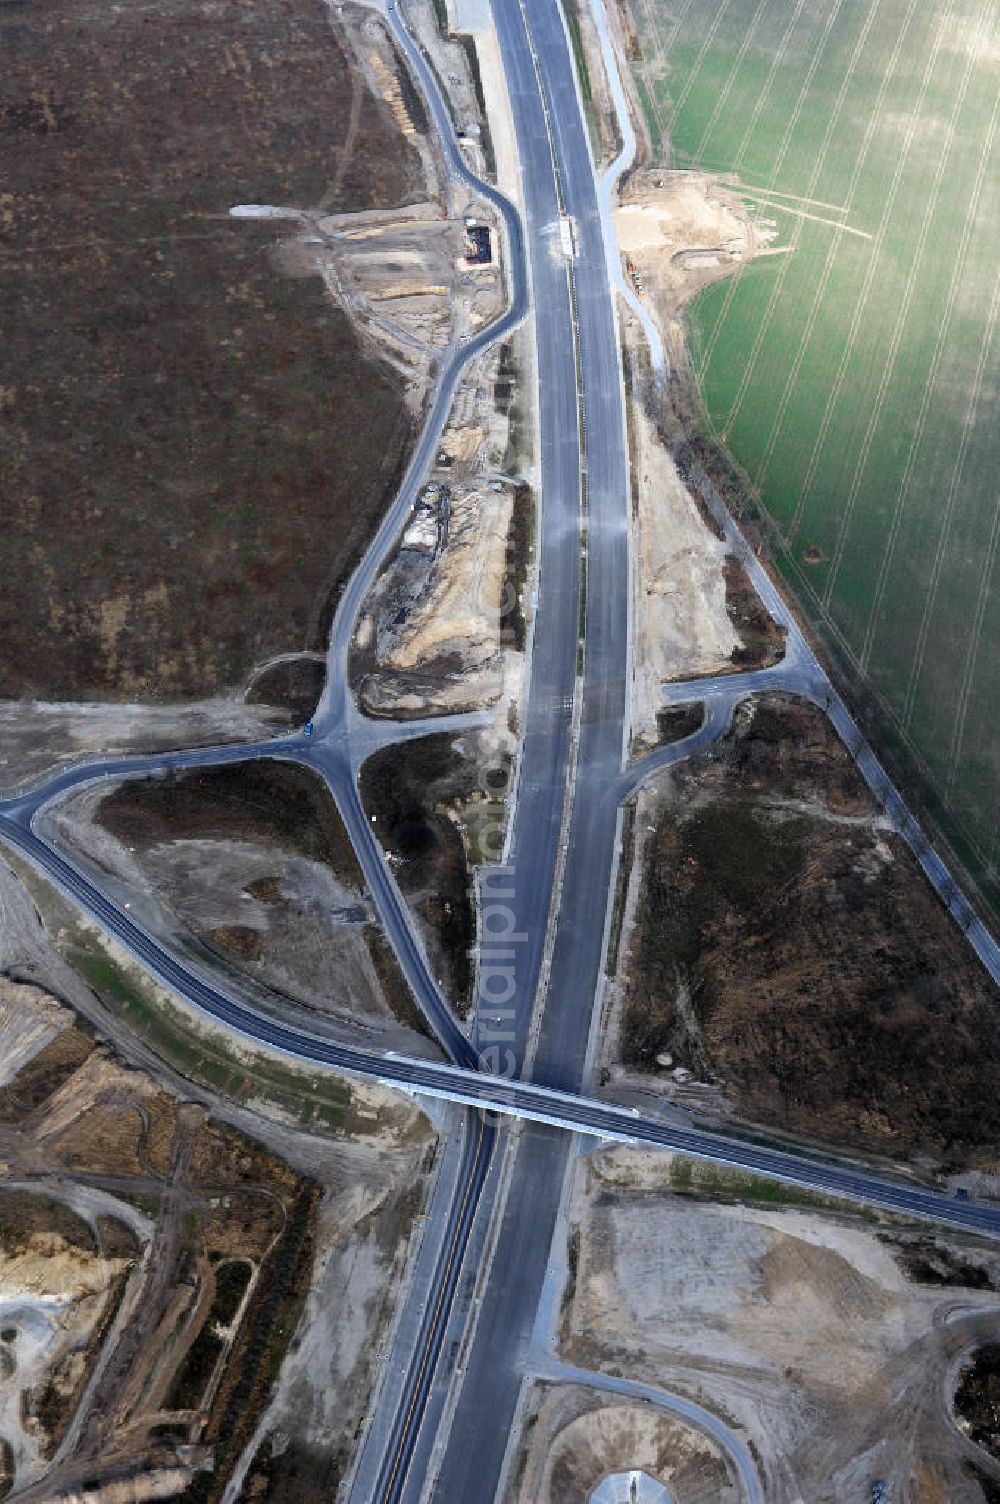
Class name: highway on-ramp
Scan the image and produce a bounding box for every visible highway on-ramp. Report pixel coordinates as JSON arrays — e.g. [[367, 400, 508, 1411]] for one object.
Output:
[[2, 1, 999, 1501]]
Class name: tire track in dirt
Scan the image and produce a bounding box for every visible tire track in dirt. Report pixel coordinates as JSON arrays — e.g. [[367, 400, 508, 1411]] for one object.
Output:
[[694, 0, 771, 164], [320, 65, 366, 211], [706, 0, 893, 417], [821, 0, 984, 604], [779, 0, 925, 537], [902, 269, 1000, 732], [860, 41, 1000, 671]]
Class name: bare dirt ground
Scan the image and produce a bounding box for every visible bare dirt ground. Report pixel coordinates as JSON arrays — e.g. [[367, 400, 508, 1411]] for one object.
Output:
[[354, 335, 533, 726], [0, 702, 291, 797], [285, 198, 505, 377], [583, 40, 785, 751], [0, 865, 437, 1503], [0, 984, 305, 1503], [629, 395, 738, 742], [0, 0, 429, 711], [955, 1345, 1000, 1468], [0, 1186, 137, 1493], [0, 844, 428, 1147], [605, 696, 1000, 1171], [557, 1144, 1000, 1503], [509, 1382, 741, 1503], [628, 382, 785, 748], [616, 170, 759, 349], [0, 979, 78, 1087], [349, 1, 536, 732], [225, 1134, 434, 1501], [42, 762, 439, 1055], [0, 0, 525, 791]]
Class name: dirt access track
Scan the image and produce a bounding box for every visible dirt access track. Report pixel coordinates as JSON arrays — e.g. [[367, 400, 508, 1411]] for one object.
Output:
[[0, 0, 427, 704], [0, 835, 437, 1504], [0, 976, 435, 1503]]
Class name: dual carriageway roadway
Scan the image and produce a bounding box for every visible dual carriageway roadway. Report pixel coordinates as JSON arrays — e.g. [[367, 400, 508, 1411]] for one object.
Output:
[[2, 0, 1000, 1500]]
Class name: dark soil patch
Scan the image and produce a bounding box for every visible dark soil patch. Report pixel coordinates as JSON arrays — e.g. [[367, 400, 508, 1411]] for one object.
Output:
[[501, 483, 535, 653], [622, 697, 1000, 1162], [243, 876, 283, 905], [186, 1184, 320, 1504], [212, 1260, 252, 1327], [879, 1232, 999, 1291], [247, 658, 327, 723], [656, 703, 703, 745], [360, 734, 480, 1010], [207, 925, 265, 963], [98, 760, 363, 888], [967, 1466, 1000, 1503], [955, 1346, 1000, 1462], [723, 557, 785, 669], [243, 1437, 344, 1503], [166, 1321, 225, 1412], [0, 1190, 96, 1255], [364, 925, 432, 1039], [96, 1215, 144, 1262], [0, 0, 423, 701], [0, 1024, 93, 1117]]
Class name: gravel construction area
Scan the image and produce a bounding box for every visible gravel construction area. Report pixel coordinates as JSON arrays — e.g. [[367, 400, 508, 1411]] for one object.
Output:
[[558, 1144, 1000, 1503], [40, 762, 439, 1054], [0, 864, 436, 1501], [509, 1382, 741, 1503]]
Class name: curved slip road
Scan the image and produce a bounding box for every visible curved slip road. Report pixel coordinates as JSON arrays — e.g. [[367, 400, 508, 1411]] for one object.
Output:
[[5, 799, 999, 1236], [362, 0, 594, 1489], [589, 0, 667, 382], [529, 1355, 764, 1504], [2, 0, 999, 1497]]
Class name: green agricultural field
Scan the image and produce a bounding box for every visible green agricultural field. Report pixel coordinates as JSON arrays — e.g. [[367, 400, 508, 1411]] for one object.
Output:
[[631, 0, 1000, 911]]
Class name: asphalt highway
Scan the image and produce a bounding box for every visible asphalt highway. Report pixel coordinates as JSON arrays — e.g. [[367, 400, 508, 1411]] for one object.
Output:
[[5, 803, 997, 1231], [9, 801, 1000, 1216], [365, 1112, 497, 1504], [319, 0, 590, 1486], [432, 0, 650, 1490], [2, 0, 999, 1499], [314, 0, 529, 738]]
